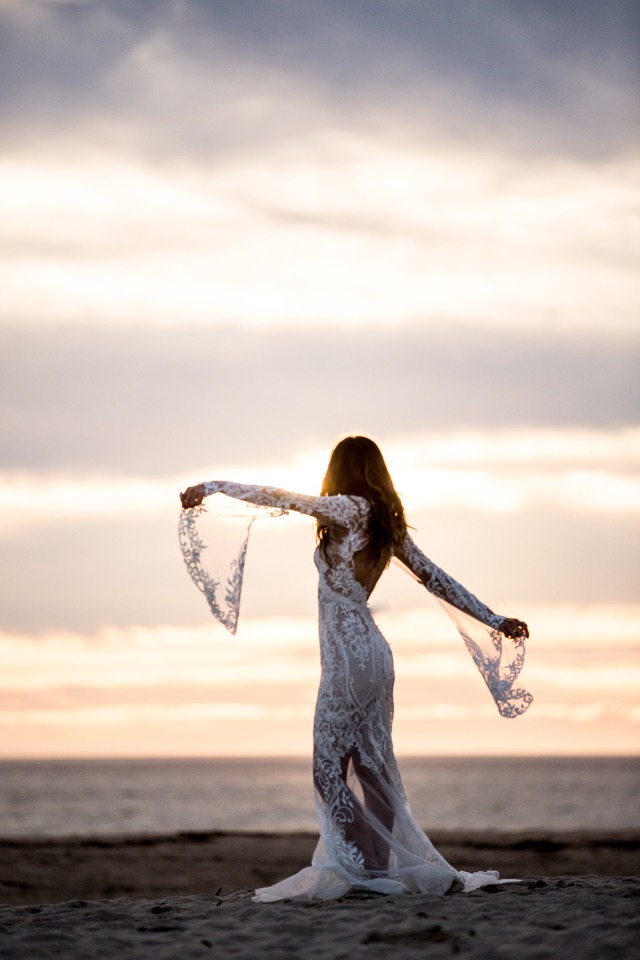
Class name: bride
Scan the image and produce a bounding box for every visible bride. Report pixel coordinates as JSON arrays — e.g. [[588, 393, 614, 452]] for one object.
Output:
[[180, 435, 530, 901]]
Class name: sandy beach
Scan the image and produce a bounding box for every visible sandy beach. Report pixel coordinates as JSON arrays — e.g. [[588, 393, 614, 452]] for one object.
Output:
[[1, 877, 638, 960], [0, 830, 637, 905], [0, 831, 638, 959]]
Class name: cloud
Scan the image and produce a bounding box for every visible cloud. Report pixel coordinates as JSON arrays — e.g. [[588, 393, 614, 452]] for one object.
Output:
[[1, 1, 637, 760], [1, 146, 637, 331], [2, 604, 639, 757], [3, 603, 638, 700], [1, 4, 637, 334], [1, 322, 638, 474], [0, 498, 637, 633], [2, 428, 640, 530], [0, 0, 637, 161]]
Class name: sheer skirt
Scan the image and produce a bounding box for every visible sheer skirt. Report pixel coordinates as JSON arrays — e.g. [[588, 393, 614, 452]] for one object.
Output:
[[254, 589, 499, 901]]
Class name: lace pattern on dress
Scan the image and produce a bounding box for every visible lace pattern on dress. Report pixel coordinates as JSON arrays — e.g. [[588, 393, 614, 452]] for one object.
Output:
[[178, 505, 253, 635], [397, 535, 533, 718], [178, 486, 288, 635], [179, 479, 531, 900], [443, 604, 532, 717]]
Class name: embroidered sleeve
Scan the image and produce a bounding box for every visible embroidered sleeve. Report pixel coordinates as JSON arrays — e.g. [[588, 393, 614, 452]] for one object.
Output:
[[395, 533, 533, 718], [179, 481, 365, 635], [202, 480, 364, 529], [396, 533, 502, 629]]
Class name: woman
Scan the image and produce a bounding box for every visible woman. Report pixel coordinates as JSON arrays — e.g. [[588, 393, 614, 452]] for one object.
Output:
[[180, 435, 530, 901]]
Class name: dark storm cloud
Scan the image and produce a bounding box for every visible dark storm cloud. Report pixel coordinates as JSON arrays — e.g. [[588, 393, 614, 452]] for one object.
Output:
[[1, 321, 638, 475], [0, 0, 637, 160]]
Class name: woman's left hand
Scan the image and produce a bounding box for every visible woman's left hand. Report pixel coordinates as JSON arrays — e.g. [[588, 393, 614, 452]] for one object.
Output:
[[180, 484, 206, 509], [500, 617, 529, 640]]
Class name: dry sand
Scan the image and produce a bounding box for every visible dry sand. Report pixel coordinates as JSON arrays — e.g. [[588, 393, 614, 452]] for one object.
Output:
[[1, 878, 639, 960], [0, 832, 638, 959]]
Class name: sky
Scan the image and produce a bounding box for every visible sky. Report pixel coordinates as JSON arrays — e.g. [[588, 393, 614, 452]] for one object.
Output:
[[0, 0, 638, 759]]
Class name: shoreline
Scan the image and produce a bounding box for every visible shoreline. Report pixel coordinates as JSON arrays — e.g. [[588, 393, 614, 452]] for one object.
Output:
[[1, 829, 638, 906]]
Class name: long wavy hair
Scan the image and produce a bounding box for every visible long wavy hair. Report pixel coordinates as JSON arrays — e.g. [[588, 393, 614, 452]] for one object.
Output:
[[318, 435, 407, 562]]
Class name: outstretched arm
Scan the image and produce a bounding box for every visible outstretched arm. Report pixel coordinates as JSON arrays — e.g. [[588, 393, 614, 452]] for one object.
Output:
[[180, 480, 363, 529], [395, 533, 528, 639]]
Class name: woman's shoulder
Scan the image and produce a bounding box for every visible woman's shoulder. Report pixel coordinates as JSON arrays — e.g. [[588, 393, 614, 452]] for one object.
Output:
[[340, 494, 371, 511], [324, 494, 371, 525], [323, 492, 369, 505]]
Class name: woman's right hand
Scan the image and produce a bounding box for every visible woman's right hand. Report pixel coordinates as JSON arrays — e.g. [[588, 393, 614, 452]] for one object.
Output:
[[180, 484, 206, 509]]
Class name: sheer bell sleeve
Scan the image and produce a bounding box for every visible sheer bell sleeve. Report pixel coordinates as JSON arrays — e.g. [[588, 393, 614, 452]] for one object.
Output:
[[179, 481, 363, 635], [395, 533, 533, 718]]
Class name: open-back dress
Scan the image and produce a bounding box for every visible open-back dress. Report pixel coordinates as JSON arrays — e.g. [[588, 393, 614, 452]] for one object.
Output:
[[179, 481, 532, 901]]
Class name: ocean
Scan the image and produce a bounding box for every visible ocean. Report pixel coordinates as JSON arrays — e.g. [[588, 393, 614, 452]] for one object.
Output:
[[0, 756, 637, 839]]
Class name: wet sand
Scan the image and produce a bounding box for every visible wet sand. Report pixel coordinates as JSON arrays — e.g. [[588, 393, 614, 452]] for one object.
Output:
[[0, 829, 637, 905]]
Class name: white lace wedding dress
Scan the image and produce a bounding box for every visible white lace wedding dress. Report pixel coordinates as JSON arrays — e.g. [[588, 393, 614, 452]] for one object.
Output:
[[179, 482, 532, 901]]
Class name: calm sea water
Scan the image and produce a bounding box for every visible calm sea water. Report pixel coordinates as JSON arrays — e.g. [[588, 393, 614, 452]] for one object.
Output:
[[0, 757, 637, 839]]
